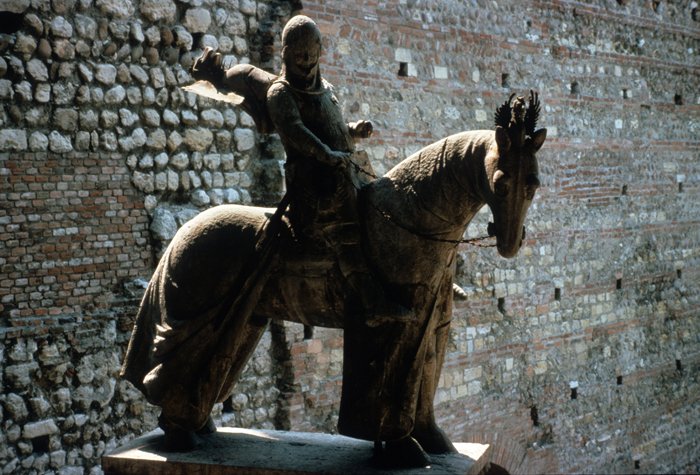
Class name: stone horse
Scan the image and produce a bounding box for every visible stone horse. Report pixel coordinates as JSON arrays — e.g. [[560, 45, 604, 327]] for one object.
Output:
[[121, 92, 546, 466]]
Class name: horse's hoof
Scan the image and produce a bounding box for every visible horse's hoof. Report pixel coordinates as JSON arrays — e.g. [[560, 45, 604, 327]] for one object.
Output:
[[412, 425, 458, 454], [195, 416, 217, 435], [373, 437, 431, 468]]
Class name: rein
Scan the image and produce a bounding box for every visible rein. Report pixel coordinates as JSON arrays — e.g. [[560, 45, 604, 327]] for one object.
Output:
[[347, 160, 497, 248]]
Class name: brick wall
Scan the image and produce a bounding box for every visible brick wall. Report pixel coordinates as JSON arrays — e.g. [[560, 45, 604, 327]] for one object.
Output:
[[291, 0, 700, 473], [1, 0, 699, 474]]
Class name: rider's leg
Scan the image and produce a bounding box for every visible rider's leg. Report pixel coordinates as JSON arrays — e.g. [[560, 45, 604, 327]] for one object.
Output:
[[324, 223, 414, 323]]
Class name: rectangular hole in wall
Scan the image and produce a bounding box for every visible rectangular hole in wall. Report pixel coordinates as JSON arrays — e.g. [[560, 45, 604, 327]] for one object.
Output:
[[303, 325, 314, 340], [571, 387, 577, 400], [530, 405, 539, 427], [617, 375, 623, 385], [622, 88, 630, 99], [32, 435, 50, 453], [677, 269, 682, 279], [634, 460, 641, 470], [676, 359, 683, 373], [621, 185, 628, 196], [497, 297, 506, 314], [554, 288, 561, 301], [398, 62, 408, 77], [675, 93, 683, 105], [570, 81, 580, 95], [501, 73, 510, 88], [616, 279, 622, 290], [679, 182, 683, 193]]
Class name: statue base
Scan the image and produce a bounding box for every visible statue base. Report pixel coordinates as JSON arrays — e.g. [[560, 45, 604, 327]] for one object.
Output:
[[102, 428, 491, 475]]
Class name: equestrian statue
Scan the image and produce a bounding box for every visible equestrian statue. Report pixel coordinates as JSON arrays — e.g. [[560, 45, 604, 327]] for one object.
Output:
[[121, 15, 546, 468]]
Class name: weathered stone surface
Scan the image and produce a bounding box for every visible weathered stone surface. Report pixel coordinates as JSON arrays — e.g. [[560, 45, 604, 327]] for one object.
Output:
[[4, 393, 29, 421], [226, 12, 247, 36], [150, 208, 177, 240], [53, 39, 75, 59], [140, 0, 176, 22], [104, 85, 126, 104], [96, 0, 135, 18], [200, 109, 224, 128], [133, 170, 154, 193], [14, 34, 37, 55], [141, 109, 160, 127], [147, 129, 167, 150], [100, 110, 119, 128], [183, 8, 212, 33], [53, 108, 78, 132], [166, 152, 186, 170], [80, 109, 98, 130], [95, 64, 117, 86], [23, 420, 59, 439], [234, 128, 256, 151], [184, 128, 213, 151], [167, 130, 182, 152], [28, 131, 48, 151], [50, 16, 73, 37], [190, 189, 210, 206], [0, 0, 30, 12], [163, 109, 179, 127], [173, 26, 193, 51], [0, 130, 27, 151], [48, 131, 72, 153]]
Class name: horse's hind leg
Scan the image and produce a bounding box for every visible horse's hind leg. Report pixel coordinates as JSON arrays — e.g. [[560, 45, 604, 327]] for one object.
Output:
[[215, 316, 271, 406]]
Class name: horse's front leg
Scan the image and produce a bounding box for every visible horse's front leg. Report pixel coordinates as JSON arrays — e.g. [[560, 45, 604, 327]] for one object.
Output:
[[411, 270, 458, 454]]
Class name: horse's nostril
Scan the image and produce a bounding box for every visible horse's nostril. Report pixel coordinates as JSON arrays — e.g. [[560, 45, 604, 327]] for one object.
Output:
[[522, 226, 526, 240]]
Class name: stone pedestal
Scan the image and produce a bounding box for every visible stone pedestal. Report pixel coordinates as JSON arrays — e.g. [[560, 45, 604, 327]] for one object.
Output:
[[102, 428, 491, 475]]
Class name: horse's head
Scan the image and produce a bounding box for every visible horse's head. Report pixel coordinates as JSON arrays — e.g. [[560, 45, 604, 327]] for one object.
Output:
[[484, 91, 546, 258]]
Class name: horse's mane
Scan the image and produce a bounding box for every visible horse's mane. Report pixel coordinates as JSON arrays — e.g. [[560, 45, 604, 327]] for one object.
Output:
[[368, 130, 494, 235]]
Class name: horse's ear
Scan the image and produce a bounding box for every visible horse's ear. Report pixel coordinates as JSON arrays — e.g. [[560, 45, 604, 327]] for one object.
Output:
[[531, 128, 547, 152], [495, 126, 510, 152]]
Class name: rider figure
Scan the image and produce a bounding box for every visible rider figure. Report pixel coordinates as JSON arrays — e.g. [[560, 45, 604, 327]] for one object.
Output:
[[193, 15, 412, 324]]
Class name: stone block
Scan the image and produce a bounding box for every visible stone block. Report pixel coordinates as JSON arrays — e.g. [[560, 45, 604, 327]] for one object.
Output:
[[0, 130, 27, 151], [96, 0, 134, 18], [23, 420, 59, 439], [140, 0, 175, 22]]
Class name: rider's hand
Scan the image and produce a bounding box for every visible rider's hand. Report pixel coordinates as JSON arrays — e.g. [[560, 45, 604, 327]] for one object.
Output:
[[323, 149, 351, 169], [349, 120, 373, 139], [191, 47, 224, 88]]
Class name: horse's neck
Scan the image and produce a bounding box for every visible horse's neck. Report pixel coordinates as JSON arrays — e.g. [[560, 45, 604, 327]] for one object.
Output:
[[379, 130, 492, 240]]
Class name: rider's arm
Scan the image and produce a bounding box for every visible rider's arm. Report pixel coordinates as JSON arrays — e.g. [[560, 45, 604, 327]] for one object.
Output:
[[267, 83, 347, 167]]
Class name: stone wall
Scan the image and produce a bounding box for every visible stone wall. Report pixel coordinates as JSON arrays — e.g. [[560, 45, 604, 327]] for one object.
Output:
[[0, 0, 293, 473], [1, 0, 699, 474]]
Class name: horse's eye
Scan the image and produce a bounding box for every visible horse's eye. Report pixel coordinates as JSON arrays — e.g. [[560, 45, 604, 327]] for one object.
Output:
[[493, 170, 509, 197], [525, 174, 540, 200]]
